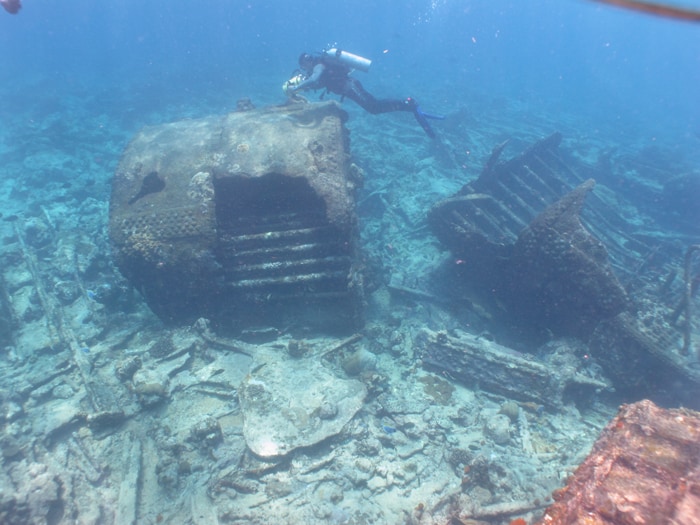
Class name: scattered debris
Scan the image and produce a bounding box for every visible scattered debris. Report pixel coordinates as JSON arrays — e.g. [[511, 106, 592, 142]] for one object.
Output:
[[416, 328, 611, 410]]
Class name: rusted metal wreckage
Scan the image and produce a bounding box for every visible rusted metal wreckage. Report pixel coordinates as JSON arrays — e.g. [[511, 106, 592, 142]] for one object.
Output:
[[536, 399, 700, 525], [426, 132, 700, 408]]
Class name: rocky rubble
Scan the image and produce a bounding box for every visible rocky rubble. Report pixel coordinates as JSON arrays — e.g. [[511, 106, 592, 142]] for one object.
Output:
[[0, 214, 604, 524]]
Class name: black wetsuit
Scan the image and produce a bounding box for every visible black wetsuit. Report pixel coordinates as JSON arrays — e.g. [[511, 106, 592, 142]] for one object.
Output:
[[292, 55, 440, 137], [295, 59, 414, 115], [323, 64, 412, 114]]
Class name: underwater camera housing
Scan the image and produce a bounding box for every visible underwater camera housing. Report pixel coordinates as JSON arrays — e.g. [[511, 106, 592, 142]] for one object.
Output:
[[282, 73, 305, 95], [323, 48, 372, 72]]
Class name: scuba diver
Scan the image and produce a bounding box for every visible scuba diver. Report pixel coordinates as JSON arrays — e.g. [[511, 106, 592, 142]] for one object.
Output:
[[284, 48, 444, 138]]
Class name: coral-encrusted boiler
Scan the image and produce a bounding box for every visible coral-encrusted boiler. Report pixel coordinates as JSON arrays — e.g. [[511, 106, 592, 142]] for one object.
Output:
[[109, 101, 363, 332]]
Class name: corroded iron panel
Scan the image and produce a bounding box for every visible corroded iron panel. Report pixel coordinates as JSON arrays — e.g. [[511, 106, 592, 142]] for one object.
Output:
[[537, 400, 700, 525]]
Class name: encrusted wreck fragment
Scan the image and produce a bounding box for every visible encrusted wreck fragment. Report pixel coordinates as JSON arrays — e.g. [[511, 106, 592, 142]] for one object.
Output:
[[109, 101, 363, 331], [0, 274, 15, 348], [429, 143, 628, 340], [536, 400, 700, 525], [590, 308, 700, 408], [415, 329, 610, 410], [430, 171, 627, 336], [504, 179, 628, 338], [427, 134, 696, 406], [430, 132, 650, 277]]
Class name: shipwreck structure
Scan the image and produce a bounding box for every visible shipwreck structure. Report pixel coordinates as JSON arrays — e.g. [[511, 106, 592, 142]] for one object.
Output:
[[428, 133, 631, 341], [109, 101, 364, 332], [427, 133, 700, 407]]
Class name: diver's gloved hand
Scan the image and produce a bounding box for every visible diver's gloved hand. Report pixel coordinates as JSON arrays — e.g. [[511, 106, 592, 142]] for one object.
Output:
[[405, 97, 445, 139]]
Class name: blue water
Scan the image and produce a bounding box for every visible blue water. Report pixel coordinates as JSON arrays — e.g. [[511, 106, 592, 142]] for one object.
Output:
[[2, 0, 699, 143], [1, 0, 697, 218]]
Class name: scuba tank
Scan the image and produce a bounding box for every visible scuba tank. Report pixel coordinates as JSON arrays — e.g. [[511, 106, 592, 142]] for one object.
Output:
[[322, 48, 372, 72]]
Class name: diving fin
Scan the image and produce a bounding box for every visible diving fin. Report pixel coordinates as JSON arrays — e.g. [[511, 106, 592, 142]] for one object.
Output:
[[413, 106, 445, 139]]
